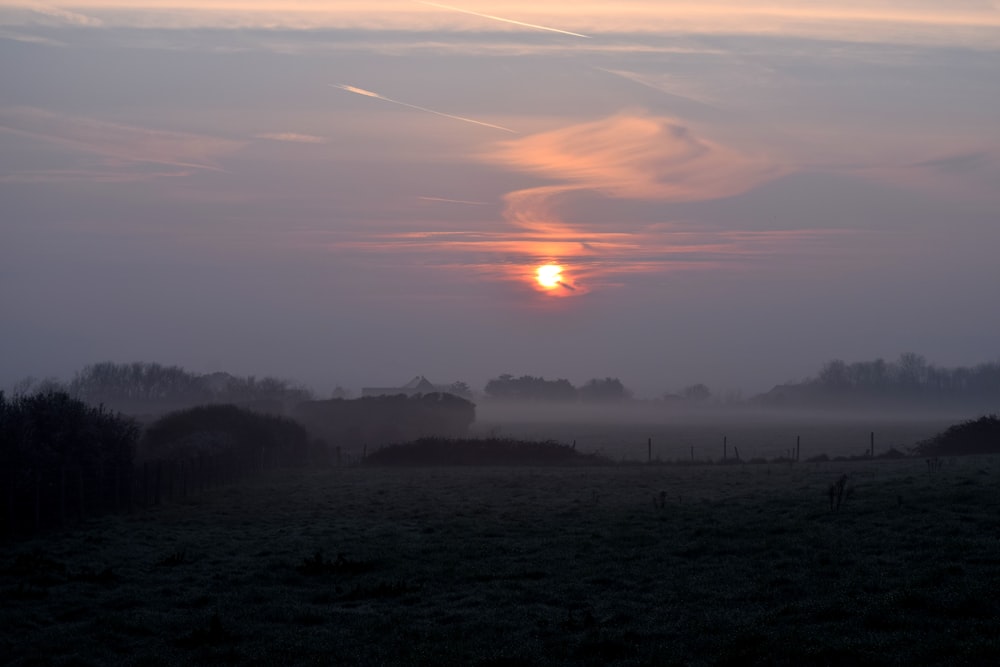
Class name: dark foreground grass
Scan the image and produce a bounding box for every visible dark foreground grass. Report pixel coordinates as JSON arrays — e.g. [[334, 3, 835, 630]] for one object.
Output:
[[2, 458, 999, 666]]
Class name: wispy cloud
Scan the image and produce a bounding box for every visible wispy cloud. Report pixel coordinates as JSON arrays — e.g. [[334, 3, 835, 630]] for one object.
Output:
[[0, 28, 67, 46], [255, 132, 328, 144], [14, 3, 103, 27], [332, 223, 861, 298], [913, 152, 991, 174], [7, 2, 998, 49], [0, 107, 244, 178], [490, 112, 785, 226], [856, 150, 1000, 205], [328, 112, 846, 297], [464, 112, 791, 294], [331, 83, 516, 133]]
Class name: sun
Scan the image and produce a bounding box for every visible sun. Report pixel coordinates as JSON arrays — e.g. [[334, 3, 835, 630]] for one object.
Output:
[[536, 263, 563, 289]]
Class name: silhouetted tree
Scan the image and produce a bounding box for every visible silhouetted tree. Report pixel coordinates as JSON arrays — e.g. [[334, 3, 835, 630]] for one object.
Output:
[[67, 361, 313, 415], [0, 390, 138, 471], [681, 384, 712, 402], [578, 377, 632, 402], [755, 353, 1000, 409], [69, 361, 210, 413], [484, 374, 577, 401], [443, 381, 473, 399]]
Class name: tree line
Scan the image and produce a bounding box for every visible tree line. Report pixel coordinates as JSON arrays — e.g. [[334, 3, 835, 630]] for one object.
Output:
[[484, 375, 634, 402], [9, 353, 1000, 415], [755, 353, 1000, 410], [12, 362, 314, 417]]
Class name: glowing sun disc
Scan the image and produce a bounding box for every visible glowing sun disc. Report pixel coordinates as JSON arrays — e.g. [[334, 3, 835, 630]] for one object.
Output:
[[536, 264, 563, 288]]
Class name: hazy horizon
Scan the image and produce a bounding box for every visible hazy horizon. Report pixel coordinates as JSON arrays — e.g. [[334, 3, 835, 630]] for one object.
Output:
[[3, 1, 998, 399]]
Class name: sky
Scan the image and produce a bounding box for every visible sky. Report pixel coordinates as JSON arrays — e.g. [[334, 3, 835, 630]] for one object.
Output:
[[2, 1, 999, 398]]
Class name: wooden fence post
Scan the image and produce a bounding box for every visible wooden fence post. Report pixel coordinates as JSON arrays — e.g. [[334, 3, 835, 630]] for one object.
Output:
[[78, 467, 86, 521], [154, 462, 162, 506], [60, 466, 67, 526], [5, 469, 16, 538], [33, 471, 41, 534]]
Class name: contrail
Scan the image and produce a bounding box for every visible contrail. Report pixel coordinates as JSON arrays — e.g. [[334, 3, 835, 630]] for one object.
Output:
[[418, 196, 490, 205], [331, 84, 517, 133], [416, 1, 590, 39]]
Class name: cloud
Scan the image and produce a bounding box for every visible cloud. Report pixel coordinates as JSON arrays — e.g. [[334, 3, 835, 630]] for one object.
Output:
[[329, 114, 851, 298], [856, 151, 1000, 205], [13, 3, 103, 27], [913, 152, 991, 174], [332, 223, 861, 299], [5, 2, 997, 49], [0, 107, 245, 176], [0, 29, 68, 46], [255, 132, 328, 144], [489, 112, 785, 229], [461, 112, 791, 294]]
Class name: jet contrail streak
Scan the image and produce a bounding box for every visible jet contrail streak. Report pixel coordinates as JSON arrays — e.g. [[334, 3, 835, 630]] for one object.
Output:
[[331, 84, 517, 133], [419, 196, 491, 205], [416, 1, 590, 38]]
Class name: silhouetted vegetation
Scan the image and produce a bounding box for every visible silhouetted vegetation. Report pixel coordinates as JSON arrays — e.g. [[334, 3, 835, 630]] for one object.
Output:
[[485, 374, 579, 401], [142, 404, 311, 465], [913, 415, 1000, 456], [756, 353, 1000, 410], [294, 393, 475, 450], [0, 391, 139, 535], [363, 437, 612, 466], [578, 377, 632, 402], [0, 390, 138, 471], [19, 361, 315, 417]]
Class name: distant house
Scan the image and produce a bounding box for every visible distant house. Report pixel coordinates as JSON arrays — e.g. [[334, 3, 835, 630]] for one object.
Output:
[[361, 375, 440, 398]]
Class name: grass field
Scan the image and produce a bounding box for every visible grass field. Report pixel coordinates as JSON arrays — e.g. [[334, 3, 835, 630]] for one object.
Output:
[[471, 409, 956, 462], [3, 457, 1000, 665]]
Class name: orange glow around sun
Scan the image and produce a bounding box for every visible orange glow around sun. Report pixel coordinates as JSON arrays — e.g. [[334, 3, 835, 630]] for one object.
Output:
[[536, 263, 563, 289]]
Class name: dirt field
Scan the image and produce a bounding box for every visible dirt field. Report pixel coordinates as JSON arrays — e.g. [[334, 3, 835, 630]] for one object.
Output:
[[2, 457, 999, 665]]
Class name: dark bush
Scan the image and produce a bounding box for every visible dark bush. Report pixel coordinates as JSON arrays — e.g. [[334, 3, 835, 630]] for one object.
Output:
[[142, 404, 309, 465], [363, 437, 610, 466], [0, 391, 138, 471], [294, 393, 475, 449], [913, 415, 1000, 456], [0, 391, 139, 535]]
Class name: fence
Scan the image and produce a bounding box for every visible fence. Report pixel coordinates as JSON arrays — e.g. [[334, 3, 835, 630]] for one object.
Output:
[[1, 447, 297, 540]]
